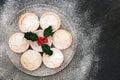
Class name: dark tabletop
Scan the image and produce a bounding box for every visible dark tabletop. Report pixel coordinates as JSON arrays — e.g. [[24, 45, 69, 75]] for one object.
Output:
[[0, 0, 120, 80]]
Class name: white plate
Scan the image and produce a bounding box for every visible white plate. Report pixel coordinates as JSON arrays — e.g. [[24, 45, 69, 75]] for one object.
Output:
[[6, 4, 78, 76]]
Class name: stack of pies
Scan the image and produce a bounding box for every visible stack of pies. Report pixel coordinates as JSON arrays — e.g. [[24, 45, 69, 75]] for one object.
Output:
[[9, 12, 72, 71]]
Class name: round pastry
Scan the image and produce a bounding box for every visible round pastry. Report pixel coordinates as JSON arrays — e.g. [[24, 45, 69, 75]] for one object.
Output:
[[53, 29, 72, 49], [21, 50, 42, 71], [43, 48, 64, 68], [9, 32, 29, 53], [18, 12, 39, 32], [30, 30, 52, 52], [40, 12, 61, 32]]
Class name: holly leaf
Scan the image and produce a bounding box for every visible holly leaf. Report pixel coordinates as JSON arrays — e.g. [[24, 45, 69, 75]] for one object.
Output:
[[24, 32, 38, 41], [41, 44, 53, 56], [44, 26, 52, 38]]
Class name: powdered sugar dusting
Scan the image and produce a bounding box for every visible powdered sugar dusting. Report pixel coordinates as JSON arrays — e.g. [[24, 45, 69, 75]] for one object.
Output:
[[0, 0, 18, 58], [1, 0, 16, 26], [0, 0, 100, 80], [75, 9, 101, 80]]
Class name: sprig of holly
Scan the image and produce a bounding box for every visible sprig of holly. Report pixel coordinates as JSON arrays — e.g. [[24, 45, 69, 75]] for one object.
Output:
[[24, 32, 38, 41], [24, 26, 53, 56]]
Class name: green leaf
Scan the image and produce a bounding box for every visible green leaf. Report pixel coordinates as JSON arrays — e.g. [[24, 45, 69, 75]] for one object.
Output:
[[24, 32, 38, 41], [44, 26, 52, 38], [41, 44, 53, 56]]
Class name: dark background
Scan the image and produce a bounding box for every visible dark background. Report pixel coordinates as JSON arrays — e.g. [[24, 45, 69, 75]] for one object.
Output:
[[1, 0, 120, 80], [80, 0, 120, 80]]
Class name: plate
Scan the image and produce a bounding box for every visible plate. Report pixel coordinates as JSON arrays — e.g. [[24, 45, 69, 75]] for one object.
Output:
[[6, 4, 78, 76]]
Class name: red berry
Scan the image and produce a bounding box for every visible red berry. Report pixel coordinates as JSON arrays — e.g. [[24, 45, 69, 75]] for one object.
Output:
[[39, 37, 43, 40], [37, 40, 42, 46], [37, 36, 48, 46], [43, 38, 48, 43], [40, 40, 44, 43]]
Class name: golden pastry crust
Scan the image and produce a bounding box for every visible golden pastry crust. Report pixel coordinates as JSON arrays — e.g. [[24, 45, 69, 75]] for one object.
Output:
[[21, 50, 42, 71], [43, 48, 64, 68], [18, 13, 39, 32], [30, 30, 53, 52], [40, 12, 61, 32], [53, 29, 72, 49], [9, 32, 29, 53]]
